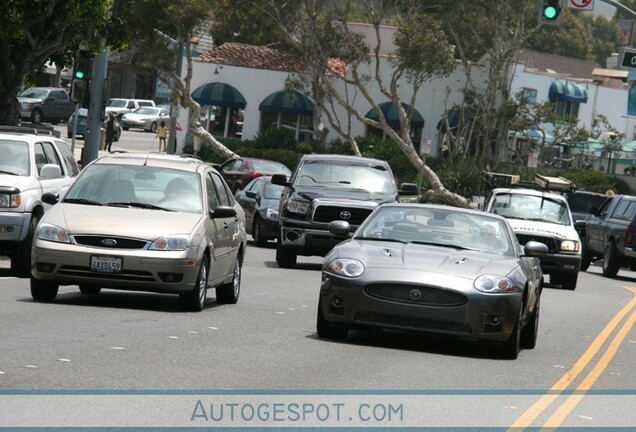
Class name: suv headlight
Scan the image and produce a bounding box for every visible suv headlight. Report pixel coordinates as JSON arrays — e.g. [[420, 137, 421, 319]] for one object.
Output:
[[0, 193, 21, 208], [560, 240, 579, 252], [149, 235, 189, 251], [20, 102, 32, 110], [286, 198, 310, 215], [37, 223, 70, 243], [265, 207, 278, 220]]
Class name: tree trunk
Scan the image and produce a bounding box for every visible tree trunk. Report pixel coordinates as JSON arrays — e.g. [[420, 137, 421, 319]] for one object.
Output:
[[0, 92, 20, 126]]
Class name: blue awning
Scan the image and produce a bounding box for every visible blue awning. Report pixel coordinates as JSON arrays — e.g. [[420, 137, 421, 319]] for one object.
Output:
[[549, 80, 588, 103], [191, 82, 247, 109]]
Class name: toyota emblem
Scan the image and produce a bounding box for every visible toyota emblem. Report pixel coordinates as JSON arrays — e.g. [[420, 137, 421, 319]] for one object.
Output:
[[339, 211, 352, 220], [102, 238, 118, 246], [409, 289, 422, 300]]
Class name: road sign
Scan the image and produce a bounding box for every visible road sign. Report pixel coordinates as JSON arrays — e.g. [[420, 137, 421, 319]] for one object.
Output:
[[568, 0, 594, 10], [620, 47, 636, 70]]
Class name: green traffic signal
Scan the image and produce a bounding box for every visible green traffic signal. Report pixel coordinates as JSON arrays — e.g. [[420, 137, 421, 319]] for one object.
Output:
[[543, 5, 558, 19], [74, 70, 85, 80]]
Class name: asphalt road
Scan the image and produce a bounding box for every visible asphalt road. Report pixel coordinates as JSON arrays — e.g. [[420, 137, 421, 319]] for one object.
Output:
[[1, 124, 634, 428], [1, 243, 635, 428]]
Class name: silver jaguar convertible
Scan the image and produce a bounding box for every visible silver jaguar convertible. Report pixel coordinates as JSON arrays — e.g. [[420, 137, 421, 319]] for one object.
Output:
[[316, 203, 548, 359]]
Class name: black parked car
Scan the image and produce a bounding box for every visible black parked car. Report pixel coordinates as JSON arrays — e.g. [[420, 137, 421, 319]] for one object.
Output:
[[235, 176, 284, 246]]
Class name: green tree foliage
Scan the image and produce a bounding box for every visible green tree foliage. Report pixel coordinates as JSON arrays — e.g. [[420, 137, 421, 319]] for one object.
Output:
[[0, 0, 112, 125], [208, 0, 284, 46]]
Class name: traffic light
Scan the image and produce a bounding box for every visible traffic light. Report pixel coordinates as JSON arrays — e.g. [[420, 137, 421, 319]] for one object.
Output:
[[71, 51, 92, 106], [539, 0, 562, 25]]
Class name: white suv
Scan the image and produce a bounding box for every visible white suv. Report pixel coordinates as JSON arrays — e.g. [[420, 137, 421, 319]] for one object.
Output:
[[104, 98, 155, 119], [0, 126, 80, 276]]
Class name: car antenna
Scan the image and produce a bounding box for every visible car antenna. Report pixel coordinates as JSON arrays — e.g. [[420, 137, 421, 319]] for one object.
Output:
[[143, 153, 150, 166]]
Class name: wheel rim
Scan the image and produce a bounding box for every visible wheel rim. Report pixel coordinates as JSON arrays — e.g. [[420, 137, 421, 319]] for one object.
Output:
[[197, 264, 207, 308], [603, 246, 610, 271], [232, 259, 241, 297]]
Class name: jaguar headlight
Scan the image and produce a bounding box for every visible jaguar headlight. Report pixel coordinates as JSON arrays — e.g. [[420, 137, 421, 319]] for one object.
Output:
[[37, 223, 70, 243], [560, 240, 579, 252], [324, 258, 364, 278], [286, 199, 310, 215], [149, 235, 189, 251], [474, 275, 520, 293]]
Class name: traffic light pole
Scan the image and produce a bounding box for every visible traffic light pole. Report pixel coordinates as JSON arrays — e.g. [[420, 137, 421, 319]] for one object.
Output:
[[599, 0, 636, 19], [82, 49, 109, 167]]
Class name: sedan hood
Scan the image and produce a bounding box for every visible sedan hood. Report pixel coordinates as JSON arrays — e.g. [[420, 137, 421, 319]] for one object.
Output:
[[336, 240, 515, 278], [44, 204, 202, 238]]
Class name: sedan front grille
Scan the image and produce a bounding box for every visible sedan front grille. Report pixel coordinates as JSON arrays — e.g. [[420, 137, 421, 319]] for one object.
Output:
[[364, 283, 467, 306], [313, 206, 373, 225], [516, 234, 559, 253], [58, 265, 155, 282], [354, 311, 472, 335], [72, 235, 150, 249]]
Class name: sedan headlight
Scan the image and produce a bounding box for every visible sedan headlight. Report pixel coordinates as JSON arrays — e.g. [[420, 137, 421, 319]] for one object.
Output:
[[0, 193, 21, 208], [324, 258, 364, 278], [474, 275, 521, 293], [265, 207, 278, 220], [37, 223, 70, 243], [286, 198, 309, 215], [149, 235, 189, 251], [560, 240, 579, 252]]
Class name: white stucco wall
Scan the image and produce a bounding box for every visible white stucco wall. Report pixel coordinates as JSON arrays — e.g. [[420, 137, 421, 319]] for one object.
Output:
[[177, 57, 482, 156]]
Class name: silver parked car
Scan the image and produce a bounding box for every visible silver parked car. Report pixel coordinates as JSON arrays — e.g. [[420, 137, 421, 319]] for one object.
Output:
[[120, 107, 170, 132], [31, 152, 247, 311], [316, 203, 548, 359]]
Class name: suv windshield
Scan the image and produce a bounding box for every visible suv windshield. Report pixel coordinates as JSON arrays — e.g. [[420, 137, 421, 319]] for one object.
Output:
[[491, 193, 569, 225], [108, 99, 127, 107], [295, 161, 395, 194], [0, 140, 30, 176]]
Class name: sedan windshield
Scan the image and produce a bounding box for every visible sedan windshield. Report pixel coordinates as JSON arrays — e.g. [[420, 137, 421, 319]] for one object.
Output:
[[134, 107, 161, 116], [64, 164, 203, 213], [358, 206, 514, 256]]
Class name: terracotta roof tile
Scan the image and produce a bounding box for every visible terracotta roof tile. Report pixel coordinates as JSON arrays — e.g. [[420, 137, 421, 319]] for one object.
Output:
[[196, 42, 347, 77], [517, 49, 601, 80]]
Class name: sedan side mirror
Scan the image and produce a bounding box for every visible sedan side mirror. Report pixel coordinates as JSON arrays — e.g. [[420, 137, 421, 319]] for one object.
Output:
[[523, 240, 548, 257], [210, 206, 237, 219], [41, 191, 60, 205], [328, 220, 351, 237], [399, 183, 419, 195]]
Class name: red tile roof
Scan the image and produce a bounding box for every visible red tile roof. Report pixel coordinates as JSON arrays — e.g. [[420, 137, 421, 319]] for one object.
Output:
[[196, 42, 347, 76]]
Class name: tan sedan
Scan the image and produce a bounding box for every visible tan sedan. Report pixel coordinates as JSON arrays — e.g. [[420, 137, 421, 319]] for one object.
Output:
[[31, 153, 247, 311]]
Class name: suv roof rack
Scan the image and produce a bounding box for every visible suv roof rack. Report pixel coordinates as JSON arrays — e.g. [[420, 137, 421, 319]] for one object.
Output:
[[0, 125, 61, 138], [482, 171, 576, 199]]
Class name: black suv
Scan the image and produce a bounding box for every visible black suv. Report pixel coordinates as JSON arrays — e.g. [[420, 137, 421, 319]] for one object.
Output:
[[271, 154, 416, 268], [566, 190, 608, 226]]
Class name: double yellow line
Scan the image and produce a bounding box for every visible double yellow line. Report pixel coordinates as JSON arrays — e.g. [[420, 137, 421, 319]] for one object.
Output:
[[510, 286, 636, 429]]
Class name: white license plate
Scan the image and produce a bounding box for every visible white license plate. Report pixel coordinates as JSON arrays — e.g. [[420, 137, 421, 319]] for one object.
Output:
[[90, 256, 122, 273]]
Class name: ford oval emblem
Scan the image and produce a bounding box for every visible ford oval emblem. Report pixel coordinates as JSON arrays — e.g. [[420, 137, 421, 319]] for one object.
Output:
[[102, 239, 118, 247], [339, 211, 352, 220]]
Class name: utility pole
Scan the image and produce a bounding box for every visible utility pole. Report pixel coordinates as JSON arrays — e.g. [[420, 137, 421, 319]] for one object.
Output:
[[82, 49, 109, 166]]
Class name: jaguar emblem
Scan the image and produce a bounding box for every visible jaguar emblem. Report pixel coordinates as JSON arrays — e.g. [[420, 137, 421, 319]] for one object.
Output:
[[409, 289, 422, 300]]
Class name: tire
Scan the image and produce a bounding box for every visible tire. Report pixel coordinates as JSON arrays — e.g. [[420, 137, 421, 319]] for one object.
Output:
[[150, 122, 158, 133], [276, 242, 297, 268], [561, 273, 578, 290], [216, 254, 242, 304], [30, 278, 59, 302], [580, 238, 592, 272], [316, 297, 348, 339], [180, 255, 208, 312], [252, 216, 267, 247], [521, 299, 540, 349], [12, 215, 38, 278], [31, 109, 43, 124], [79, 285, 101, 295], [602, 241, 621, 278], [499, 315, 521, 360]]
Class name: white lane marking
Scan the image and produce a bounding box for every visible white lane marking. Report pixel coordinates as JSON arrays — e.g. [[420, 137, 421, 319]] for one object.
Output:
[[110, 347, 125, 350], [0, 371, 5, 374], [24, 365, 38, 368], [188, 331, 198, 334], [208, 327, 219, 330], [288, 308, 296, 311], [57, 359, 71, 362], [168, 336, 179, 339]]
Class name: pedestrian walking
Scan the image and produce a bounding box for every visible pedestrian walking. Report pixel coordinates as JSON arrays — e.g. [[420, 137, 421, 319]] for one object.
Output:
[[157, 120, 167, 152], [105, 113, 116, 152]]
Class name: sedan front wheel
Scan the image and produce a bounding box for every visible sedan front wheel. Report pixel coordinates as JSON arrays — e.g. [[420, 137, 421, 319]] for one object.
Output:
[[180, 255, 208, 312]]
